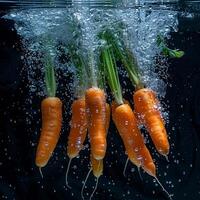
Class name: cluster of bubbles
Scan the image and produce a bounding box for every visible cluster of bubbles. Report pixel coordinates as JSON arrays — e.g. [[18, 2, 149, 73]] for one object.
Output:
[[4, 5, 178, 96]]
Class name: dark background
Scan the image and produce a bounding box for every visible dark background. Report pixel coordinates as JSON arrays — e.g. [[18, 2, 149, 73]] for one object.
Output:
[[1, 5, 200, 200]]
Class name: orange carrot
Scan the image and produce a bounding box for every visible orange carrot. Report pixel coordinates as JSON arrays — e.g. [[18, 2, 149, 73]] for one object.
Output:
[[67, 97, 87, 159], [85, 87, 107, 160], [91, 103, 110, 177], [134, 88, 169, 156], [36, 97, 62, 168], [101, 32, 172, 199], [81, 155, 103, 200], [81, 103, 109, 200], [91, 155, 103, 178], [112, 101, 156, 176], [86, 104, 109, 200]]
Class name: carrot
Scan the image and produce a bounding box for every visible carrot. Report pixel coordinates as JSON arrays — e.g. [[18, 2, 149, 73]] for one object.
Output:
[[81, 155, 103, 200], [86, 105, 110, 200], [100, 41, 155, 176], [86, 104, 109, 200], [81, 103, 110, 200], [101, 29, 170, 157], [89, 156, 103, 200], [112, 101, 156, 176], [134, 88, 169, 156], [100, 29, 172, 199], [67, 97, 87, 159], [65, 97, 87, 189], [36, 97, 62, 167], [35, 55, 62, 168], [90, 103, 109, 177], [65, 47, 89, 188], [90, 103, 109, 178], [85, 87, 107, 160], [91, 155, 103, 178]]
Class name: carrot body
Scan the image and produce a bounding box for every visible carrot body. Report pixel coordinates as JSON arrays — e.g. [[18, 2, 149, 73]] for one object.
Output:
[[36, 97, 62, 167], [91, 155, 103, 178], [112, 101, 156, 176], [90, 103, 109, 178], [133, 88, 169, 156], [85, 87, 107, 160], [67, 97, 87, 159]]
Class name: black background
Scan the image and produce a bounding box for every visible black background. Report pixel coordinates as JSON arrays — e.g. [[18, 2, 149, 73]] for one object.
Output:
[[1, 6, 200, 200]]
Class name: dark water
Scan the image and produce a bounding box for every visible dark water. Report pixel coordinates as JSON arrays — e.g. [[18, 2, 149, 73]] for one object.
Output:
[[1, 2, 200, 200]]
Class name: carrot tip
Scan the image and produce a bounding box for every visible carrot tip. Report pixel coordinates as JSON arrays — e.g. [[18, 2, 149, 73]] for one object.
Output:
[[159, 148, 170, 157], [143, 162, 156, 177], [93, 155, 104, 160], [67, 152, 78, 159], [36, 160, 47, 168]]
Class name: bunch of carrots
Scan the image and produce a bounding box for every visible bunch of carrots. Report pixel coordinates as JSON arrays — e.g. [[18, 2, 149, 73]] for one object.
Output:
[[99, 29, 172, 198], [65, 46, 110, 200], [34, 29, 177, 199]]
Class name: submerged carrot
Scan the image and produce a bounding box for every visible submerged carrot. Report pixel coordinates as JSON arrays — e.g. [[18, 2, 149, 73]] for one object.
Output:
[[67, 97, 87, 159], [91, 155, 103, 178], [100, 30, 172, 199], [65, 97, 87, 189], [134, 88, 169, 156], [100, 42, 155, 176], [81, 155, 103, 200], [90, 103, 109, 177], [36, 97, 62, 167], [81, 103, 110, 200], [35, 54, 62, 168], [90, 103, 110, 178], [112, 101, 156, 176], [85, 87, 107, 160]]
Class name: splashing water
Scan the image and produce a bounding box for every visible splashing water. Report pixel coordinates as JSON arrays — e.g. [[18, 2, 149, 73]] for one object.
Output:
[[4, 5, 178, 97]]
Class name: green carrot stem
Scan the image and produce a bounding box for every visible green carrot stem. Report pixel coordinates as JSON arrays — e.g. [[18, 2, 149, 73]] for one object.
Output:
[[67, 44, 86, 90], [88, 49, 97, 88], [99, 29, 143, 89], [44, 55, 56, 97], [97, 56, 106, 90], [101, 45, 123, 105], [157, 34, 184, 58]]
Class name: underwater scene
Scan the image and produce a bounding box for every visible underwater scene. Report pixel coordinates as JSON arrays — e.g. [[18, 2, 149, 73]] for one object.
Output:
[[0, 0, 200, 200]]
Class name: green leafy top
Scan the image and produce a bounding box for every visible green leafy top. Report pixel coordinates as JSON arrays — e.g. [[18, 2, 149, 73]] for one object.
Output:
[[67, 44, 87, 94], [44, 54, 57, 97], [101, 41, 123, 105], [85, 48, 105, 89], [87, 49, 98, 88], [99, 29, 144, 90], [157, 34, 184, 58]]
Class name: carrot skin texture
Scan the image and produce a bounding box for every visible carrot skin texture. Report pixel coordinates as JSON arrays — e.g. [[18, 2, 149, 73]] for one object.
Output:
[[91, 155, 103, 178], [36, 97, 62, 167], [91, 104, 109, 178], [134, 88, 170, 156], [86, 87, 107, 160], [67, 98, 87, 159], [112, 101, 156, 176]]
